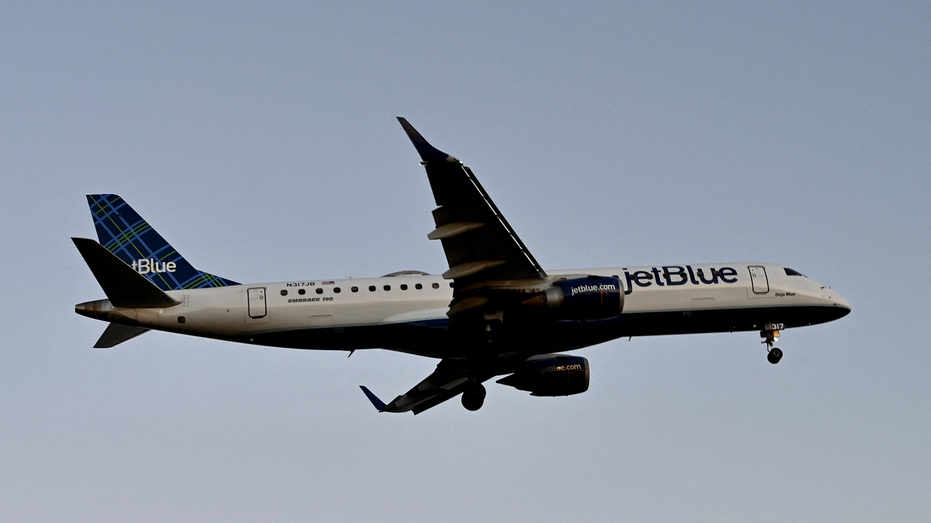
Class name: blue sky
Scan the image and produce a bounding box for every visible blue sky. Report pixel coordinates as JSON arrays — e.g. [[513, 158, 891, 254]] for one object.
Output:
[[2, 2, 929, 521]]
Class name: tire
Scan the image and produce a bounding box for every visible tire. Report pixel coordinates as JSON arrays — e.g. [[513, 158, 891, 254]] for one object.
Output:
[[461, 383, 486, 411], [767, 347, 783, 364]]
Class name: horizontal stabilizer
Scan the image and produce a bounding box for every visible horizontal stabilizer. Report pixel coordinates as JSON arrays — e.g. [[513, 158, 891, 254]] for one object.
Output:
[[72, 237, 180, 309], [95, 323, 151, 348]]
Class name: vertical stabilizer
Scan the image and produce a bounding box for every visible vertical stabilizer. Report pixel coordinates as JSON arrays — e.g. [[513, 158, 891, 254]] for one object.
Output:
[[86, 194, 239, 290]]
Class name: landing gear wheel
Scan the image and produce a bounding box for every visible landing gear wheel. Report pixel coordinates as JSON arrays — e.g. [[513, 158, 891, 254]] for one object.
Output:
[[461, 383, 486, 411], [767, 347, 783, 365]]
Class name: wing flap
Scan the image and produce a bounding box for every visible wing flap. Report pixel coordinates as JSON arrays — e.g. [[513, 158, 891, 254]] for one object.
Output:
[[442, 260, 507, 280], [427, 222, 487, 240]]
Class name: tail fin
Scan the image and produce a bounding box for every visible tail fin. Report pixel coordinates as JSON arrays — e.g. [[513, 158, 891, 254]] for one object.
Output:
[[86, 194, 239, 290]]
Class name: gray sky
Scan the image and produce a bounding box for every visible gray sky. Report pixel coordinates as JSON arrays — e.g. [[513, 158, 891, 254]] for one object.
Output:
[[2, 1, 929, 521]]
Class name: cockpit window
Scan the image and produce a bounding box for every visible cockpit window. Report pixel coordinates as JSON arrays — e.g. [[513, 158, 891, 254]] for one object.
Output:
[[784, 268, 806, 277]]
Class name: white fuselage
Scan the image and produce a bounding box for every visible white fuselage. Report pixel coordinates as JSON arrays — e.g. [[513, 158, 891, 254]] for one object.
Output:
[[78, 262, 850, 359]]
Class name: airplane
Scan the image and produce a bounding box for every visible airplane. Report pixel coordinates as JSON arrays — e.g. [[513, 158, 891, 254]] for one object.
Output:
[[72, 118, 851, 414]]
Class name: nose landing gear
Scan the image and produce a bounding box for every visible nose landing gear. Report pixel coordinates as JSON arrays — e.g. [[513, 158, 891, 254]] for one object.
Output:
[[761, 325, 783, 364], [767, 347, 783, 364]]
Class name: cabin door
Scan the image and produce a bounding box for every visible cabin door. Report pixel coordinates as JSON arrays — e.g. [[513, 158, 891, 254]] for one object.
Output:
[[748, 266, 770, 294]]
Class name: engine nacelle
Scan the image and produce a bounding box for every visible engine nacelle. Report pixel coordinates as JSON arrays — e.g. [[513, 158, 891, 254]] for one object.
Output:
[[497, 355, 590, 396], [535, 275, 623, 321]]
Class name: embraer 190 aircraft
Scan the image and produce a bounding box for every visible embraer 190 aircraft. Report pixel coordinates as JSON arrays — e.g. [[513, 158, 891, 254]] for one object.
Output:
[[73, 118, 851, 414]]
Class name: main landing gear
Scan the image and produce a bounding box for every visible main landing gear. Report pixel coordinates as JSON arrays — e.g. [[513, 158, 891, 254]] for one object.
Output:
[[461, 382, 486, 411], [761, 324, 784, 364]]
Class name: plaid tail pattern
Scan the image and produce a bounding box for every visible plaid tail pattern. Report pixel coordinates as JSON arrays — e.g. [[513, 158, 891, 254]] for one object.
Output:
[[86, 194, 240, 291]]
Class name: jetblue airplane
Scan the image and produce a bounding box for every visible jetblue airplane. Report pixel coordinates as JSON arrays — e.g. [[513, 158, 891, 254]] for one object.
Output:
[[73, 118, 851, 414]]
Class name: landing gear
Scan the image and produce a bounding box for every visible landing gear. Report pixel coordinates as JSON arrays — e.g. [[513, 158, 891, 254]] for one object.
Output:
[[461, 382, 486, 411], [767, 347, 783, 364], [761, 325, 783, 364]]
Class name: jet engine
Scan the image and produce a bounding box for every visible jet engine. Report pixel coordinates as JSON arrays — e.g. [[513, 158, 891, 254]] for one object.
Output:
[[522, 275, 623, 321], [497, 355, 590, 396]]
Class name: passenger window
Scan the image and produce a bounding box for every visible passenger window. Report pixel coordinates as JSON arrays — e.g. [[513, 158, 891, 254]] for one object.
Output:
[[369, 285, 376, 292], [415, 283, 423, 290], [400, 284, 408, 291], [432, 283, 439, 289], [384, 285, 391, 291], [351, 286, 359, 292], [316, 288, 323, 295], [280, 290, 288, 296], [334, 287, 341, 293], [298, 289, 306, 295]]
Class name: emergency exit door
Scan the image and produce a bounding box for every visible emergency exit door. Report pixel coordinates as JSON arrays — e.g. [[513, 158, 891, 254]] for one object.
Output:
[[247, 287, 267, 318]]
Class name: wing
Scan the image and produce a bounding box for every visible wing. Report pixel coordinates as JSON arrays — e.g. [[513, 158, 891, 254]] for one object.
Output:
[[360, 359, 494, 414], [398, 118, 547, 291], [377, 119, 556, 414]]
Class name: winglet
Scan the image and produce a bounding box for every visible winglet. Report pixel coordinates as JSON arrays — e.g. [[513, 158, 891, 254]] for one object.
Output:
[[359, 386, 388, 412], [397, 117, 458, 163]]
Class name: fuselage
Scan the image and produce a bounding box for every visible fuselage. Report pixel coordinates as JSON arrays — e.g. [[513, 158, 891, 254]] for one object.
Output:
[[76, 262, 850, 359]]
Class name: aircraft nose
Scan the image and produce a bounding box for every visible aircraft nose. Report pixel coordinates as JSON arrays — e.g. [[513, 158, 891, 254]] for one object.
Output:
[[821, 286, 851, 317]]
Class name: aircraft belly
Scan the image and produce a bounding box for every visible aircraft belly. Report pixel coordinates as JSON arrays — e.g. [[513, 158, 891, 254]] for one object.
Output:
[[245, 319, 452, 356], [615, 304, 849, 337]]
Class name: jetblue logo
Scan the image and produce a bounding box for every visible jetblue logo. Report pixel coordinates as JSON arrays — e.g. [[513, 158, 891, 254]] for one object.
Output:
[[132, 258, 177, 274], [622, 265, 739, 295]]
